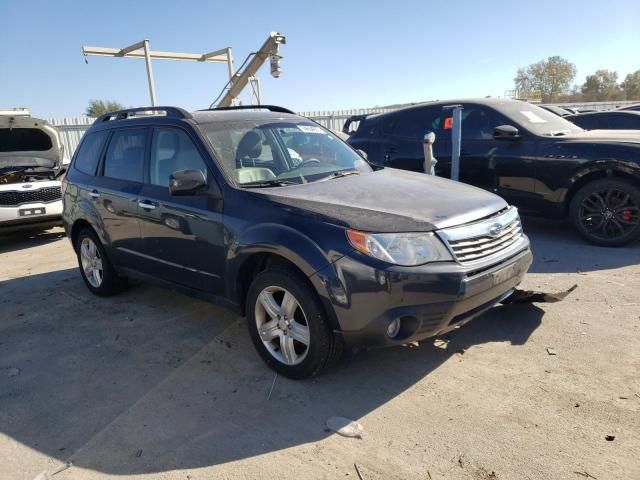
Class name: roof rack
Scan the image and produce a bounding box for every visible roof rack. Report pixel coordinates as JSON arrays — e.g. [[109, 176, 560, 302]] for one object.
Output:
[[203, 105, 295, 115], [95, 106, 192, 123]]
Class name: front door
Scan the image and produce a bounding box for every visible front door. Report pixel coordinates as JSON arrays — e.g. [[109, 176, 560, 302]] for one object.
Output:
[[436, 105, 537, 208], [137, 126, 225, 293]]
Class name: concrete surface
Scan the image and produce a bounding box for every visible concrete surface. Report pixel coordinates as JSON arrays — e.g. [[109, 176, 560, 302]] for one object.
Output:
[[0, 220, 639, 480]]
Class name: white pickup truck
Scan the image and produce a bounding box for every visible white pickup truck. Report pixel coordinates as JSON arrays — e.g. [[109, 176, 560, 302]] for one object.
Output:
[[0, 108, 69, 233]]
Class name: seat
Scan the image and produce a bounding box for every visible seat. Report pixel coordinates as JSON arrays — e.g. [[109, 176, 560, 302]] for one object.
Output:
[[234, 130, 274, 183]]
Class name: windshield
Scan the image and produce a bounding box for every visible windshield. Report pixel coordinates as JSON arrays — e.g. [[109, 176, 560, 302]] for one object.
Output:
[[496, 102, 583, 136], [198, 119, 372, 186]]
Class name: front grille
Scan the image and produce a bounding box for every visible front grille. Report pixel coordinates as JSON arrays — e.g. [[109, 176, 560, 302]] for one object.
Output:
[[439, 207, 525, 264], [0, 186, 62, 206]]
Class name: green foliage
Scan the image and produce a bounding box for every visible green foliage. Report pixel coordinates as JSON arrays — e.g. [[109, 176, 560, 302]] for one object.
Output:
[[581, 70, 620, 101], [85, 100, 126, 117], [514, 56, 577, 102], [620, 70, 640, 100]]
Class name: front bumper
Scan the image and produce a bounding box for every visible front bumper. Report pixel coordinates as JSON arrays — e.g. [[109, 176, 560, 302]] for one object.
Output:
[[0, 200, 63, 231], [324, 243, 533, 348]]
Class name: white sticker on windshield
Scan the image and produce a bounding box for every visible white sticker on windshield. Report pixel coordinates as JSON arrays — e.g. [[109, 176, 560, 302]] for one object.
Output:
[[520, 111, 547, 123], [298, 125, 325, 134]]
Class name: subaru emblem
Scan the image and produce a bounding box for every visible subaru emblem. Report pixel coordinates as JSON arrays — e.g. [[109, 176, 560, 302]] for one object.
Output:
[[22, 184, 33, 189], [489, 223, 503, 237]]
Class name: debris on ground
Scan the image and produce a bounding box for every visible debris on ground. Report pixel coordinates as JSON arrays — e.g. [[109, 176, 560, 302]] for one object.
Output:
[[502, 284, 578, 304], [574, 470, 598, 478], [433, 339, 449, 349], [605, 435, 615, 442], [326, 417, 363, 439], [546, 347, 557, 356], [354, 463, 364, 480], [135, 449, 143, 457], [7, 367, 20, 377], [267, 373, 278, 400]]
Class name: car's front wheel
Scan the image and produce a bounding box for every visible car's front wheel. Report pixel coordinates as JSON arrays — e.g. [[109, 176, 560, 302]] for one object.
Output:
[[569, 178, 640, 246], [246, 266, 341, 379]]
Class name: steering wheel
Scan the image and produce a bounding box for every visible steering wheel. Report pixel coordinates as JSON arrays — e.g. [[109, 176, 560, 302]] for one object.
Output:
[[296, 158, 321, 168]]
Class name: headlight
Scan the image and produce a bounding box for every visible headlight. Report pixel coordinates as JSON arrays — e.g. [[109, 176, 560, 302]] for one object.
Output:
[[346, 230, 453, 266]]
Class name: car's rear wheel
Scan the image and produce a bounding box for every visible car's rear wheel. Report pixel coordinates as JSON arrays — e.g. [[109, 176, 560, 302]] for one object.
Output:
[[75, 228, 124, 296], [246, 266, 341, 379], [569, 178, 640, 246]]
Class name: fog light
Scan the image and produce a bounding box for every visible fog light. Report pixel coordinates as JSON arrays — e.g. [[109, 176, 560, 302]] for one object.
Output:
[[387, 318, 401, 338]]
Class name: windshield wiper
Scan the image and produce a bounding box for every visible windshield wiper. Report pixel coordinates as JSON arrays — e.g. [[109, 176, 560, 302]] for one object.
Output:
[[314, 170, 361, 182], [547, 130, 571, 136], [240, 179, 300, 188]]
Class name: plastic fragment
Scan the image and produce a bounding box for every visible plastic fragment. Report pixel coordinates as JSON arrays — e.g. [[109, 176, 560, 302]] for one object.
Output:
[[326, 417, 363, 438]]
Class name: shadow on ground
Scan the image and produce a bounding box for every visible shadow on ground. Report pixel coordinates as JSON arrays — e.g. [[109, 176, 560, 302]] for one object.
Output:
[[0, 266, 544, 475], [521, 216, 640, 274], [0, 227, 66, 254]]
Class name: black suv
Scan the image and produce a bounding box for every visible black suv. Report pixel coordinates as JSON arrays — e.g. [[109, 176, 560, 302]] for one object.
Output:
[[63, 106, 532, 378], [347, 98, 640, 246]]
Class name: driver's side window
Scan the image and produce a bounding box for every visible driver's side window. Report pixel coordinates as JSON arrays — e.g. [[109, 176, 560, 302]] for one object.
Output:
[[460, 107, 503, 140], [149, 128, 208, 187]]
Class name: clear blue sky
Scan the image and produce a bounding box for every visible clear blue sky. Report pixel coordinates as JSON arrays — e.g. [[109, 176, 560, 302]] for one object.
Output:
[[1, 0, 638, 118]]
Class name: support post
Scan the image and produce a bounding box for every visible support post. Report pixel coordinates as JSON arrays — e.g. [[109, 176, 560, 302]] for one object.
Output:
[[142, 39, 157, 106], [450, 106, 463, 181]]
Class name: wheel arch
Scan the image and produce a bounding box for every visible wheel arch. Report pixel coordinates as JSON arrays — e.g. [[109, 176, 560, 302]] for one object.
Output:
[[564, 165, 640, 215]]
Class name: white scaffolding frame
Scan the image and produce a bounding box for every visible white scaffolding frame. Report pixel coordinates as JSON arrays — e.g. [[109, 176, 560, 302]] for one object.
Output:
[[82, 39, 234, 106]]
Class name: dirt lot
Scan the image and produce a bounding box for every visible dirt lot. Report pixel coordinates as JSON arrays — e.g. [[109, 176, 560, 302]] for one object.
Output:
[[1, 219, 639, 480]]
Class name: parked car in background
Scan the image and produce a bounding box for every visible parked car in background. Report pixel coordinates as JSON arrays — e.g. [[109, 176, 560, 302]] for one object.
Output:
[[0, 109, 68, 232], [63, 106, 532, 378], [539, 105, 573, 117], [347, 98, 640, 246], [617, 103, 640, 111], [567, 110, 640, 131]]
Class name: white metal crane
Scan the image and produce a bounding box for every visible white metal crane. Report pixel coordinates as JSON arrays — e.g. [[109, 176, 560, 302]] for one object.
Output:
[[212, 32, 286, 108]]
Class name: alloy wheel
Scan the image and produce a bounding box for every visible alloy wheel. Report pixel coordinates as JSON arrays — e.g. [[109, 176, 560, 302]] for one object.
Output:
[[579, 187, 640, 242], [254, 286, 310, 365], [80, 237, 104, 288]]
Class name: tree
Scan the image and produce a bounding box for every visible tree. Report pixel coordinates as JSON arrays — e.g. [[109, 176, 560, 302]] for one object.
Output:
[[581, 70, 621, 102], [514, 56, 577, 102], [621, 70, 640, 100], [85, 100, 126, 117]]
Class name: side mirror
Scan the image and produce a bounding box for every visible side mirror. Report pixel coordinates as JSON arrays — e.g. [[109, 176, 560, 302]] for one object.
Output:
[[356, 149, 368, 160], [169, 169, 207, 196], [494, 125, 520, 140]]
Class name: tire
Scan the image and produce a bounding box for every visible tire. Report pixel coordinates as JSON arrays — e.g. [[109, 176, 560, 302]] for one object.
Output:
[[246, 266, 342, 379], [75, 228, 124, 296], [569, 177, 640, 247]]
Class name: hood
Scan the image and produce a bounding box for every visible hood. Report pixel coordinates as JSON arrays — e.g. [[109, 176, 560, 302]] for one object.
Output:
[[562, 129, 640, 145], [0, 115, 63, 169], [256, 168, 508, 232]]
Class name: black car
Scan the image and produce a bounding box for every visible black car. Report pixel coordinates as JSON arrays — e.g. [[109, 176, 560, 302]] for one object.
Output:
[[617, 103, 640, 111], [539, 105, 572, 117], [567, 110, 640, 131], [63, 106, 532, 379], [347, 98, 640, 246]]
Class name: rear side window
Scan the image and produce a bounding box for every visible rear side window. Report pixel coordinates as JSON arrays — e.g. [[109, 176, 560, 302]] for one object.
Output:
[[0, 128, 52, 151], [73, 131, 108, 175], [610, 114, 640, 129], [393, 108, 441, 139], [103, 128, 146, 183]]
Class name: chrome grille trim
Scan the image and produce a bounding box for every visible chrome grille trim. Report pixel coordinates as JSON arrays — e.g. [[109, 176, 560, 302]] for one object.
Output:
[[438, 207, 526, 264]]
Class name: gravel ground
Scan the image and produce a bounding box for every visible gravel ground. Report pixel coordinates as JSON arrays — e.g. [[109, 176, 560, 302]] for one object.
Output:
[[0, 219, 638, 480]]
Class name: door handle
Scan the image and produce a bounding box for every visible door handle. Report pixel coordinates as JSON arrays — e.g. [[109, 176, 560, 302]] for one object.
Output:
[[89, 190, 100, 198], [138, 201, 157, 210]]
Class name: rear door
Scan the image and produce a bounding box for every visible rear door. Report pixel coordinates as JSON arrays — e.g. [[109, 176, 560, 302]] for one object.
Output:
[[91, 127, 147, 265], [382, 107, 445, 172], [136, 126, 225, 293]]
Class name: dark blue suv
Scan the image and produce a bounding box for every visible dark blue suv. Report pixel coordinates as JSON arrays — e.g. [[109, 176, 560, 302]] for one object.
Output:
[[63, 106, 532, 378]]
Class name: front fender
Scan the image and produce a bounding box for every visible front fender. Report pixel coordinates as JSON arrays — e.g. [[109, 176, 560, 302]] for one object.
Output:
[[226, 222, 346, 330], [63, 185, 109, 248]]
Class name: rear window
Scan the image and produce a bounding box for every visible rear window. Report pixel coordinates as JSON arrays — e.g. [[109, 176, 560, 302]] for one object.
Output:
[[103, 128, 146, 183], [0, 128, 53, 151], [73, 131, 108, 175]]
